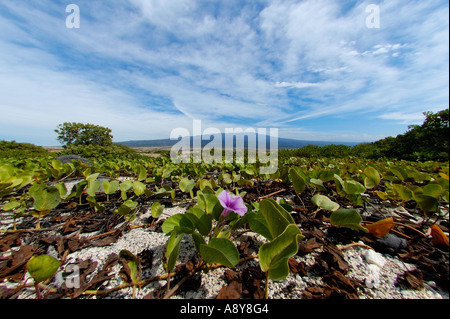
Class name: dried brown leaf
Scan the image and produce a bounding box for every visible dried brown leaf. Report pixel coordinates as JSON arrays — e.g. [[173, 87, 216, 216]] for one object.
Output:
[[365, 217, 395, 238]]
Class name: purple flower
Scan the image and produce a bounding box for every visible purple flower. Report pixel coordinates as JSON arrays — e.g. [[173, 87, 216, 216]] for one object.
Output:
[[218, 190, 247, 218]]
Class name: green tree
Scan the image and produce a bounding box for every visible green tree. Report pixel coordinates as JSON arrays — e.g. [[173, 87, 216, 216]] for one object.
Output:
[[354, 109, 449, 161], [55, 122, 113, 148]]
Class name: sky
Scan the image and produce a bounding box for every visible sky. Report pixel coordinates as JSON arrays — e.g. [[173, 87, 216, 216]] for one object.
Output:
[[0, 0, 448, 146]]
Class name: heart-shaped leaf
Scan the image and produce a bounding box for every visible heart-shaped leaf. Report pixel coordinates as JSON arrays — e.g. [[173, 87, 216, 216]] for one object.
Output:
[[343, 180, 365, 195], [165, 233, 184, 273], [310, 178, 326, 191], [330, 209, 368, 232], [248, 212, 272, 240], [413, 194, 438, 213], [198, 192, 223, 221], [85, 173, 100, 183], [199, 238, 239, 268], [392, 184, 412, 201], [259, 198, 295, 240], [186, 206, 212, 236], [179, 177, 195, 193], [311, 194, 340, 211], [29, 184, 61, 212], [423, 183, 443, 198], [151, 202, 165, 219], [136, 165, 147, 182], [364, 166, 381, 189], [258, 224, 304, 281], [132, 181, 146, 196], [289, 168, 306, 195], [102, 179, 119, 195], [162, 213, 195, 235], [27, 254, 61, 283], [86, 180, 101, 197]]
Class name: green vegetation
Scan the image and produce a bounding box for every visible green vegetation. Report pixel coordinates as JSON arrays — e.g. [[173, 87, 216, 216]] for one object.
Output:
[[0, 112, 448, 299], [0, 140, 50, 158], [55, 122, 114, 147], [280, 109, 449, 161]]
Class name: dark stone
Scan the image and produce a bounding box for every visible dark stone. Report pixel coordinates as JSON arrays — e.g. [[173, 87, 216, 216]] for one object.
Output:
[[55, 154, 92, 166]]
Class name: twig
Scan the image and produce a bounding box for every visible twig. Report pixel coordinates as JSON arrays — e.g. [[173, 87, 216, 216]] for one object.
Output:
[[86, 229, 120, 241], [258, 188, 286, 200], [393, 222, 427, 237], [83, 272, 176, 296], [162, 255, 259, 299], [339, 242, 375, 251], [0, 223, 65, 234]]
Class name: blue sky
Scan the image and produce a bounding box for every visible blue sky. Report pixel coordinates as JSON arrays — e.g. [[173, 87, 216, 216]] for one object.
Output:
[[0, 0, 448, 146]]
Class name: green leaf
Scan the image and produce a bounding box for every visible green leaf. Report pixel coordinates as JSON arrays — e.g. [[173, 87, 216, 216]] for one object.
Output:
[[364, 166, 381, 189], [199, 238, 239, 268], [119, 250, 141, 284], [136, 165, 147, 182], [219, 172, 232, 185], [85, 173, 100, 183], [102, 179, 119, 195], [390, 168, 407, 181], [259, 198, 295, 239], [289, 168, 306, 195], [54, 182, 69, 199], [237, 178, 254, 187], [179, 177, 195, 193], [311, 194, 340, 211], [191, 231, 207, 252], [115, 200, 138, 218], [423, 183, 443, 198], [151, 202, 165, 219], [248, 212, 272, 240], [198, 192, 223, 221], [120, 180, 133, 192], [258, 224, 304, 281], [162, 214, 195, 235], [29, 184, 61, 212], [334, 174, 346, 196], [186, 206, 212, 236], [392, 184, 412, 201], [376, 190, 389, 201], [2, 199, 20, 211], [165, 233, 184, 273], [343, 180, 365, 195], [330, 209, 368, 232], [309, 178, 326, 191], [132, 181, 146, 196], [413, 194, 438, 213], [27, 254, 61, 283], [87, 195, 105, 212], [86, 180, 101, 197]]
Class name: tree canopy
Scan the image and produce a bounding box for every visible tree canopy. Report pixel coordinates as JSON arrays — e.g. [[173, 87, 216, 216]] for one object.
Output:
[[55, 122, 113, 148]]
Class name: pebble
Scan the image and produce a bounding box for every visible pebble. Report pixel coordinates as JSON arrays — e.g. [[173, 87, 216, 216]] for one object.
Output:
[[364, 249, 387, 268]]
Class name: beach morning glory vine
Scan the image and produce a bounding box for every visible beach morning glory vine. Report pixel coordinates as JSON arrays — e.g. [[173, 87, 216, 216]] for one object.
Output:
[[218, 190, 247, 218]]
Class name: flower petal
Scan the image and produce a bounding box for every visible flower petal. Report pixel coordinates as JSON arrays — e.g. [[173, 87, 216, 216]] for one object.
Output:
[[221, 208, 232, 218], [218, 190, 231, 208]]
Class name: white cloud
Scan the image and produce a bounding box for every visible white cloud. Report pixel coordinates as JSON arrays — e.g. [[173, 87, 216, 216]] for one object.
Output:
[[377, 112, 426, 124], [274, 81, 319, 89], [0, 0, 448, 145]]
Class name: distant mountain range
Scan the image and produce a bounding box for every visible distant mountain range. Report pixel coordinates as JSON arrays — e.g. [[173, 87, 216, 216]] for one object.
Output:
[[117, 133, 358, 149]]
